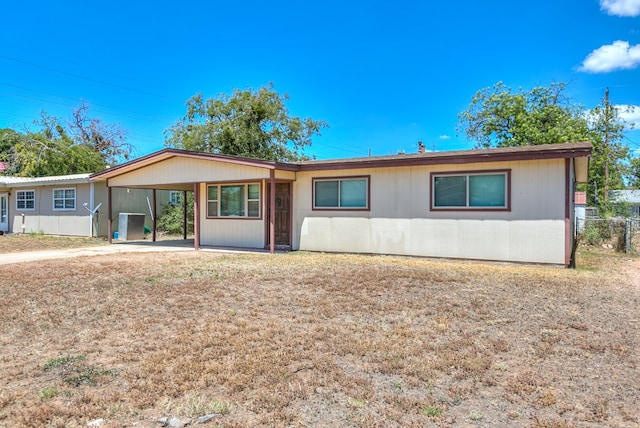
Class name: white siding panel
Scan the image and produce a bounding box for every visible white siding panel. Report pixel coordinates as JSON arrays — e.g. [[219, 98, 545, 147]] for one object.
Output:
[[11, 184, 92, 236], [508, 220, 565, 264], [292, 158, 568, 264], [297, 217, 565, 264], [199, 219, 265, 248]]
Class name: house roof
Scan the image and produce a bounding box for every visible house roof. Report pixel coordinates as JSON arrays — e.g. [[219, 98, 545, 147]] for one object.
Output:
[[91, 141, 592, 183], [609, 190, 640, 204], [0, 173, 91, 188]]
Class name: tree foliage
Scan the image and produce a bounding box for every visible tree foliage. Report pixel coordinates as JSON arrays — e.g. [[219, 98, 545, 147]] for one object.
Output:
[[630, 157, 640, 189], [164, 84, 327, 162], [458, 82, 589, 148], [1, 104, 130, 177], [458, 82, 635, 207], [585, 91, 630, 203], [68, 101, 133, 166]]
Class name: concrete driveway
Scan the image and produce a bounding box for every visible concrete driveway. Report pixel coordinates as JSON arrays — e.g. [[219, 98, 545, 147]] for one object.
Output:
[[0, 241, 195, 266], [0, 239, 271, 265]]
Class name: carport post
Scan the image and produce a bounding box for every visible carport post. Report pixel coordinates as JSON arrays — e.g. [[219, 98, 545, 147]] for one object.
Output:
[[269, 170, 275, 254], [193, 182, 200, 250], [107, 186, 112, 243], [182, 190, 187, 240], [152, 189, 157, 242]]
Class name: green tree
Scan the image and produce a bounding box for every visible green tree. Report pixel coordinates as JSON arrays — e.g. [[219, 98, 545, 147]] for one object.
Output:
[[7, 115, 105, 177], [69, 101, 132, 166], [458, 82, 633, 207], [458, 82, 589, 148], [586, 88, 630, 204], [630, 157, 640, 189], [164, 84, 327, 162], [0, 128, 22, 164], [3, 106, 130, 177]]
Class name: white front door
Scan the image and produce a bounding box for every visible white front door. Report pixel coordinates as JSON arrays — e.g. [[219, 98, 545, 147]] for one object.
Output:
[[0, 193, 8, 232]]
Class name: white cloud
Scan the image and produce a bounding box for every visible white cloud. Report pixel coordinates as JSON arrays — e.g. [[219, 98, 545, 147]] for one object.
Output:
[[439, 135, 451, 140], [600, 0, 640, 16], [617, 104, 640, 127], [579, 40, 640, 73]]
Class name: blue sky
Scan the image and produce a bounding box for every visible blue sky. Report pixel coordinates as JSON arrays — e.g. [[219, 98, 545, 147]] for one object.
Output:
[[1, 0, 640, 160]]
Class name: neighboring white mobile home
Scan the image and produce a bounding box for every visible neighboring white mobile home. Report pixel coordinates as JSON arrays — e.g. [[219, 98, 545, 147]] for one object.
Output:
[[90, 142, 591, 265], [0, 174, 169, 237]]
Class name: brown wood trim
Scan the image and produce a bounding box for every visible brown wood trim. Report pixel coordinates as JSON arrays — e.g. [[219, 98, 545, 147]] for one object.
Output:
[[107, 186, 112, 243], [429, 169, 511, 212], [311, 175, 371, 211], [565, 159, 571, 267], [297, 143, 592, 172], [152, 189, 157, 242], [263, 179, 295, 248], [91, 143, 592, 182], [90, 148, 297, 181], [269, 170, 276, 254], [182, 190, 188, 240]]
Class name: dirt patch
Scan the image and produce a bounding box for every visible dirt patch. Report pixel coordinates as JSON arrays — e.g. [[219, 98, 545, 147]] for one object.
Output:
[[0, 248, 638, 427]]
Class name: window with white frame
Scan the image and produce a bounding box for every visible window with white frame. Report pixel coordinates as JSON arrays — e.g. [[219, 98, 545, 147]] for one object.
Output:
[[431, 170, 509, 210], [169, 190, 182, 206], [207, 183, 260, 218], [53, 188, 76, 210], [313, 176, 369, 209], [16, 190, 35, 210]]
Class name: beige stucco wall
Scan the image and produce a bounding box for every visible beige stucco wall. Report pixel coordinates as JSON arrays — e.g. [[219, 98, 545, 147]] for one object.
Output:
[[292, 158, 568, 264]]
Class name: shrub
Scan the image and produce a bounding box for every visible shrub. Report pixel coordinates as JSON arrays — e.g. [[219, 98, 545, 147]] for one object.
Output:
[[157, 193, 194, 235]]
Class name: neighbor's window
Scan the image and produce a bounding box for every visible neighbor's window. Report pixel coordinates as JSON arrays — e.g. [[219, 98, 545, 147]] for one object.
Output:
[[169, 190, 182, 206], [432, 170, 509, 210], [16, 190, 35, 210], [207, 183, 260, 218], [313, 176, 369, 209], [53, 188, 76, 210]]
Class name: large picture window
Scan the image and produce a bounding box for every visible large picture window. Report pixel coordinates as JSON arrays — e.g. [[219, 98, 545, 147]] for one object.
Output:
[[207, 183, 260, 218], [313, 176, 369, 210], [53, 188, 76, 210], [16, 190, 35, 210], [431, 170, 509, 210]]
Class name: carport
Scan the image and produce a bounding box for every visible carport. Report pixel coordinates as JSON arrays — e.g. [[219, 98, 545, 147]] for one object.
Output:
[[90, 148, 296, 254]]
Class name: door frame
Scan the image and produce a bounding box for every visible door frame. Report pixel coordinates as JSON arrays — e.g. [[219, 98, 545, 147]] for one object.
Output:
[[0, 193, 8, 232], [265, 181, 292, 249]]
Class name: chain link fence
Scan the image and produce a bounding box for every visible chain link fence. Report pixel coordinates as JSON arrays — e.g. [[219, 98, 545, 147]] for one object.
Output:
[[580, 216, 640, 254]]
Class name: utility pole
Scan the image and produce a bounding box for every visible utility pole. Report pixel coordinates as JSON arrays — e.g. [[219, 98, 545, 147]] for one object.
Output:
[[603, 87, 610, 203]]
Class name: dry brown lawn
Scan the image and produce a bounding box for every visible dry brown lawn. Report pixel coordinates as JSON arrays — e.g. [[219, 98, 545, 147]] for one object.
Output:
[[0, 234, 107, 253], [0, 240, 638, 427]]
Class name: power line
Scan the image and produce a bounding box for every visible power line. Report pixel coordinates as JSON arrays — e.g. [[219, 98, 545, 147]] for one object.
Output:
[[0, 90, 171, 125], [0, 55, 181, 102], [0, 82, 176, 121]]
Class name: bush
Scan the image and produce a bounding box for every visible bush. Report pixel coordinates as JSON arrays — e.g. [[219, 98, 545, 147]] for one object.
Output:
[[156, 193, 194, 235], [581, 218, 626, 251]]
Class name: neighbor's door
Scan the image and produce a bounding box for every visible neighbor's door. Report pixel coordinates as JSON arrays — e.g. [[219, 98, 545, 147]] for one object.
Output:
[[0, 193, 8, 232], [267, 183, 291, 247]]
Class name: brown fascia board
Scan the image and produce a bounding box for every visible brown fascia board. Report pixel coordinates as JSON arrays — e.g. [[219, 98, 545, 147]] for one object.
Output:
[[296, 142, 593, 171], [90, 142, 593, 179], [90, 148, 297, 181]]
